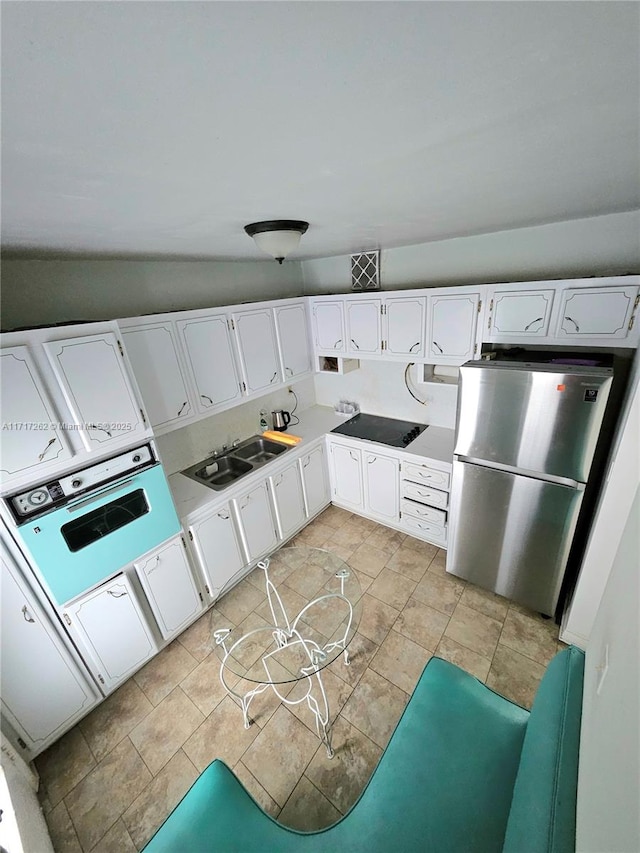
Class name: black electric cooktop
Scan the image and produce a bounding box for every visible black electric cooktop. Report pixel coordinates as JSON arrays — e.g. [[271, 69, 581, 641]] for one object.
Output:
[[331, 413, 427, 448]]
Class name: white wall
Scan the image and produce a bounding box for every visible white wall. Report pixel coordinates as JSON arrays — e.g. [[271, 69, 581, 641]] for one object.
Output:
[[302, 211, 640, 293], [314, 361, 458, 428], [0, 258, 303, 330], [577, 487, 640, 853]]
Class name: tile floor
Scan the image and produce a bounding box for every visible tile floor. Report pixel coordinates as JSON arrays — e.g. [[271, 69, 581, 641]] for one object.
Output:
[[37, 506, 563, 852]]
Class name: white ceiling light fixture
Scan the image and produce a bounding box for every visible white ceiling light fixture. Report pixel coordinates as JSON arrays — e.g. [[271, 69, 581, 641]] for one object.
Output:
[[244, 220, 309, 263]]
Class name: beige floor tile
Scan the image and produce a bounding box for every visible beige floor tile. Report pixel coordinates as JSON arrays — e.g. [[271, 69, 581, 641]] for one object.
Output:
[[394, 598, 449, 651], [336, 632, 379, 688], [305, 716, 382, 814], [353, 569, 373, 595], [385, 544, 433, 582], [129, 687, 204, 776], [295, 521, 334, 547], [459, 584, 510, 623], [255, 584, 308, 625], [134, 640, 198, 706], [366, 568, 417, 612], [180, 651, 240, 717], [227, 611, 274, 671], [487, 645, 546, 709], [285, 559, 333, 599], [346, 514, 379, 535], [435, 636, 492, 682], [278, 775, 341, 831], [358, 593, 400, 645], [79, 679, 153, 764], [411, 571, 465, 616], [500, 609, 559, 666], [316, 505, 353, 529], [370, 629, 432, 694], [364, 526, 406, 556], [90, 819, 136, 853], [44, 801, 82, 853], [233, 761, 281, 817], [244, 565, 270, 590], [286, 667, 354, 731], [426, 548, 448, 575], [401, 536, 439, 560], [323, 540, 358, 562], [243, 705, 322, 806], [341, 668, 408, 750], [331, 522, 369, 551], [35, 727, 96, 807], [176, 611, 218, 662], [64, 738, 151, 852], [122, 749, 198, 849], [182, 694, 260, 771], [215, 578, 266, 625], [347, 541, 390, 578], [444, 602, 503, 659]]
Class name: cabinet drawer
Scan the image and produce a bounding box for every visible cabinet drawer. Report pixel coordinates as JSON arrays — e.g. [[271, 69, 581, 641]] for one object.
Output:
[[401, 499, 447, 526], [403, 514, 446, 542], [402, 481, 449, 508], [403, 462, 450, 490]]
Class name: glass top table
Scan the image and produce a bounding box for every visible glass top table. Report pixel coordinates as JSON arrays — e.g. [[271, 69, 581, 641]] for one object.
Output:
[[212, 545, 363, 757]]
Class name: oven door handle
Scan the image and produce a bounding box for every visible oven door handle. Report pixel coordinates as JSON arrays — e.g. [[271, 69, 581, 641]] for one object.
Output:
[[66, 478, 135, 513]]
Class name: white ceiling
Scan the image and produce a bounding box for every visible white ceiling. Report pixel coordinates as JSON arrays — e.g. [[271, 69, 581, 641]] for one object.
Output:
[[2, 1, 639, 261]]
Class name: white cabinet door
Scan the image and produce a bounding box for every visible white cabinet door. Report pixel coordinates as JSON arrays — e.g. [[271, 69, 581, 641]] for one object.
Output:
[[329, 442, 363, 509], [274, 302, 312, 381], [556, 286, 639, 340], [299, 444, 330, 518], [64, 575, 158, 693], [384, 297, 425, 358], [363, 451, 399, 522], [134, 535, 204, 640], [232, 308, 282, 394], [1, 543, 99, 757], [0, 346, 72, 483], [234, 481, 279, 563], [488, 289, 555, 338], [346, 299, 382, 355], [121, 323, 193, 429], [44, 333, 146, 450], [177, 315, 242, 413], [427, 293, 480, 363], [188, 503, 246, 601], [269, 460, 307, 541], [312, 301, 345, 353]]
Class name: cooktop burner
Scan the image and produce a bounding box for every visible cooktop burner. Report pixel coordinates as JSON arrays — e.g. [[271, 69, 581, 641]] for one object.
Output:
[[330, 413, 427, 448]]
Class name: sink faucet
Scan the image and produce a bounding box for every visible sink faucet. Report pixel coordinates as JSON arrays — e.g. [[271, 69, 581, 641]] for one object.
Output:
[[211, 444, 228, 459], [232, 438, 241, 449]]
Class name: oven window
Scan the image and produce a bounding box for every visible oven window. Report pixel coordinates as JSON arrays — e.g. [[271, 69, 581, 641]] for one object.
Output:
[[62, 489, 149, 552]]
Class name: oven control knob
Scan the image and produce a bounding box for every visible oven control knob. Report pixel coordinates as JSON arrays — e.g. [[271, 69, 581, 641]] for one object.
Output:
[[132, 454, 141, 463], [72, 479, 82, 489]]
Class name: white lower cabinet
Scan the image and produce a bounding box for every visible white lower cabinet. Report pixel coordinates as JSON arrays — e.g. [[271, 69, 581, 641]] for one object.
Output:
[[234, 481, 279, 564], [188, 501, 246, 601], [329, 441, 364, 509], [299, 444, 330, 518], [1, 542, 100, 757], [363, 451, 399, 522], [63, 575, 158, 693], [269, 461, 307, 541], [135, 535, 204, 640]]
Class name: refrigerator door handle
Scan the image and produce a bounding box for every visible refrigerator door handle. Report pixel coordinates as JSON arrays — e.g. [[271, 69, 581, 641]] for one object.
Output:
[[454, 455, 585, 491]]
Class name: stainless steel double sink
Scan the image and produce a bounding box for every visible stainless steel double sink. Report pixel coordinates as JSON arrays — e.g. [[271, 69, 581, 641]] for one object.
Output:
[[181, 435, 291, 491]]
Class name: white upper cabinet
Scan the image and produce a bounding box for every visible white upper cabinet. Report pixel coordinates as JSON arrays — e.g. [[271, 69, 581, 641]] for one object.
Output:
[[427, 292, 481, 363], [0, 346, 72, 484], [232, 308, 282, 395], [384, 296, 425, 358], [177, 314, 242, 414], [487, 288, 555, 339], [555, 286, 639, 340], [312, 301, 346, 353], [121, 323, 192, 431], [274, 302, 312, 380], [345, 299, 382, 355], [44, 333, 146, 451]]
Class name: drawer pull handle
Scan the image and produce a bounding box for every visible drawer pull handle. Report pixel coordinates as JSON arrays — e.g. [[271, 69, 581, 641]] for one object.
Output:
[[217, 511, 230, 520], [107, 589, 128, 598], [22, 605, 35, 623]]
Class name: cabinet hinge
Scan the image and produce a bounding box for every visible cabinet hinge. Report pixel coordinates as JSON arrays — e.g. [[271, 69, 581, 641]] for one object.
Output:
[[181, 536, 187, 548], [139, 407, 147, 426], [97, 674, 105, 685], [117, 339, 125, 357], [228, 318, 235, 331], [63, 613, 71, 626], [629, 314, 636, 331], [17, 737, 27, 749], [381, 340, 385, 351], [205, 584, 210, 595], [198, 591, 204, 602], [188, 530, 193, 541], [477, 300, 482, 313], [473, 343, 478, 354], [241, 381, 246, 393]]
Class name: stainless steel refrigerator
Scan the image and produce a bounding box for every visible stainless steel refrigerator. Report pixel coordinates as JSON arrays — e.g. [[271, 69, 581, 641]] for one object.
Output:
[[447, 359, 613, 616]]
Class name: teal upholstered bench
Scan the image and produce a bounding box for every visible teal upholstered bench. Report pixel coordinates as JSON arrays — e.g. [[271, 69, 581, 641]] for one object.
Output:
[[143, 646, 585, 853]]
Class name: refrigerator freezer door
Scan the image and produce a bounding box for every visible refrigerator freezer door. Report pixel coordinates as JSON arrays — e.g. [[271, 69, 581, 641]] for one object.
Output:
[[454, 363, 612, 483], [448, 460, 584, 615]]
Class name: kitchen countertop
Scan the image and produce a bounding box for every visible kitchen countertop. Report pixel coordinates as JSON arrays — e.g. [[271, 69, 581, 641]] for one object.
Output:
[[168, 406, 455, 519]]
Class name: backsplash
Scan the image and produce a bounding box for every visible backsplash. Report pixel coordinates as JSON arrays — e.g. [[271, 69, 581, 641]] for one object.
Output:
[[314, 361, 458, 428], [156, 377, 316, 474]]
